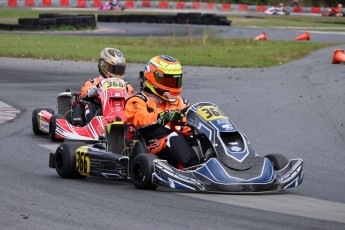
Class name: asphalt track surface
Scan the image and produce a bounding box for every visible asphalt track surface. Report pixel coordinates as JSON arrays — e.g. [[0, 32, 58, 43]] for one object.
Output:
[[1, 22, 345, 229]]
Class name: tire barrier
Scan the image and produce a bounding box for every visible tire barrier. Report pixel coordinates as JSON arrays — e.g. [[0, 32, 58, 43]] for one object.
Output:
[[0, 12, 230, 31], [0, 14, 96, 31], [3, 0, 328, 15], [97, 13, 232, 26]]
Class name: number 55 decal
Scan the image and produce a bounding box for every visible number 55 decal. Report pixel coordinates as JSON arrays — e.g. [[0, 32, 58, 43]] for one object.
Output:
[[76, 146, 90, 176]]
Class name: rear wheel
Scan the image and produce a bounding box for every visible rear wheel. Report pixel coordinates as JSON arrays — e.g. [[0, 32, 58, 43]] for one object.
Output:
[[55, 142, 87, 179], [49, 114, 64, 142], [32, 108, 54, 135], [130, 153, 158, 190], [265, 153, 289, 170]]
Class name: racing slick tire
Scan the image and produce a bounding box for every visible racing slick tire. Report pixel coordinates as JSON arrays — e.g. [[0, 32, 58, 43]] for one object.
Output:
[[130, 153, 158, 190], [55, 142, 87, 179], [49, 114, 64, 142], [130, 140, 147, 162], [32, 108, 54, 135], [265, 153, 289, 170]]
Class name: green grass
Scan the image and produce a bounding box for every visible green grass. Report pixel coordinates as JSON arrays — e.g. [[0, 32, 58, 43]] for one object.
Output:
[[0, 9, 343, 67], [1, 9, 345, 30], [0, 34, 335, 67], [232, 15, 345, 31]]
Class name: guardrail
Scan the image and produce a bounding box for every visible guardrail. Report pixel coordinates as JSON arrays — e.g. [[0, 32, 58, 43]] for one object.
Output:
[[2, 0, 329, 14]]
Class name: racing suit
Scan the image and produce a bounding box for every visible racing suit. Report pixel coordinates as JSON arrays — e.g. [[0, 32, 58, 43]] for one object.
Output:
[[125, 91, 199, 168], [81, 76, 134, 123]]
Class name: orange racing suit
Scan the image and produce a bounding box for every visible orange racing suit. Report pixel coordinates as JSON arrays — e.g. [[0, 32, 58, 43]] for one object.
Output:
[[125, 91, 199, 167], [81, 76, 134, 123]]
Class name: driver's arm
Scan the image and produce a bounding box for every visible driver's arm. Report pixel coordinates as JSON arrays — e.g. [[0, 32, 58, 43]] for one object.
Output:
[[81, 78, 102, 99], [125, 97, 159, 128]]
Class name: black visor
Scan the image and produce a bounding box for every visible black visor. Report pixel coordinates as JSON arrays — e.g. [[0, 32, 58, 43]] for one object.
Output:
[[103, 62, 126, 76], [154, 72, 182, 88]]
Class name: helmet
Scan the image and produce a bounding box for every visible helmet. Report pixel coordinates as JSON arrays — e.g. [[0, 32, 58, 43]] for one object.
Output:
[[98, 48, 126, 79], [144, 55, 183, 101]]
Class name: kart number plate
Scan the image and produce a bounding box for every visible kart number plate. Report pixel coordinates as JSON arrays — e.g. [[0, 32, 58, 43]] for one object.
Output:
[[76, 147, 90, 176], [102, 79, 126, 90], [197, 106, 227, 121]]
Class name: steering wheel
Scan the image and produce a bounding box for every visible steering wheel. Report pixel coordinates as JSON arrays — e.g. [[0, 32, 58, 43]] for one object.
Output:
[[169, 106, 193, 137]]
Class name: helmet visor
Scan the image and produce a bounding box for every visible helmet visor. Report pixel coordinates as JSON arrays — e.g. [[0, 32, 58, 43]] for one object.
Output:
[[154, 71, 182, 89], [103, 62, 126, 76]]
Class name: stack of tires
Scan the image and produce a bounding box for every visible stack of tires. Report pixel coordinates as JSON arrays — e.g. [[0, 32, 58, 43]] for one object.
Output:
[[97, 13, 232, 26], [0, 24, 20, 31], [0, 14, 96, 31]]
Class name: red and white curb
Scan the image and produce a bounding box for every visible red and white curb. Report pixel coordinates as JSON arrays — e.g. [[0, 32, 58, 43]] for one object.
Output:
[[0, 101, 20, 125]]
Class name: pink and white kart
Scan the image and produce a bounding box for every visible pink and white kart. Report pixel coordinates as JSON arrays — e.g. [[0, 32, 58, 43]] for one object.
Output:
[[32, 78, 130, 142], [99, 2, 125, 11], [264, 6, 290, 15]]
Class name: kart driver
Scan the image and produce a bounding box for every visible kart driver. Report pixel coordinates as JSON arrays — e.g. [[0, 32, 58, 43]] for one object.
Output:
[[81, 48, 134, 123], [330, 4, 343, 16], [124, 55, 200, 168]]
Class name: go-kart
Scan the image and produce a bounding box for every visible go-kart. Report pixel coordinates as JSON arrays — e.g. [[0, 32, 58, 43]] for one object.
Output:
[[99, 2, 125, 11], [321, 9, 344, 17], [264, 7, 290, 15], [48, 102, 303, 193], [48, 121, 135, 180], [32, 78, 129, 142]]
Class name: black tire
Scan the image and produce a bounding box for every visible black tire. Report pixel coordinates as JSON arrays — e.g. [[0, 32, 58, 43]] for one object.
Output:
[[130, 153, 158, 190], [130, 140, 147, 161], [49, 114, 65, 142], [32, 108, 54, 135], [55, 142, 86, 179], [265, 153, 289, 170]]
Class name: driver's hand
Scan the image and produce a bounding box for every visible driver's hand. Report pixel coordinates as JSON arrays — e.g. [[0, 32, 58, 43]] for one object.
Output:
[[87, 85, 98, 97], [157, 110, 184, 126]]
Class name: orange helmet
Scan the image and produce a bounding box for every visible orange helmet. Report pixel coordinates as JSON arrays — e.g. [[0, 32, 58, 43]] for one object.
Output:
[[98, 48, 126, 79], [144, 55, 183, 101]]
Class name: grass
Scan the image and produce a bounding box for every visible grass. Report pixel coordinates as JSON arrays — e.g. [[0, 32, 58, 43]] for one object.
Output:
[[1, 9, 345, 30], [0, 9, 343, 67], [0, 33, 335, 67], [232, 15, 345, 31]]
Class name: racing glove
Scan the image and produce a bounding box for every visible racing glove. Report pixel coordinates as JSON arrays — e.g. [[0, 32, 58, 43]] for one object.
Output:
[[157, 110, 185, 126], [87, 85, 98, 98]]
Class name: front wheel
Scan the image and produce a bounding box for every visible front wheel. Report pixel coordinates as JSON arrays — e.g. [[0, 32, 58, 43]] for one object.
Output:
[[265, 153, 289, 170], [130, 153, 158, 190], [55, 142, 87, 179]]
